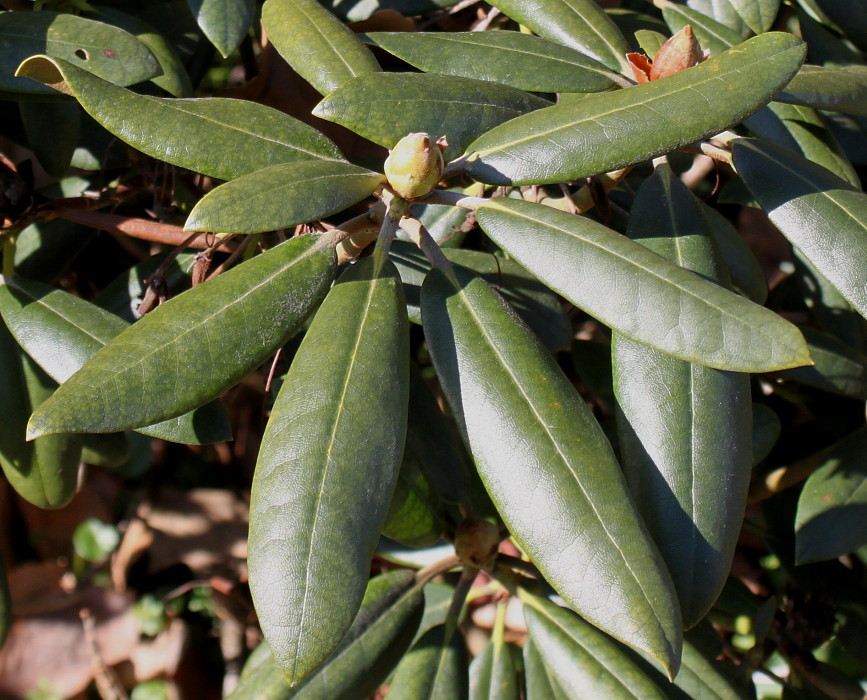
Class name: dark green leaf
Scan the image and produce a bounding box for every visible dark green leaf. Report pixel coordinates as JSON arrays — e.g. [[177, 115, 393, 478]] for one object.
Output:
[[675, 623, 756, 699], [779, 326, 867, 399], [249, 258, 409, 685], [80, 432, 129, 468], [383, 446, 445, 549], [0, 11, 159, 93], [752, 403, 781, 466], [0, 321, 80, 509], [312, 73, 549, 161], [185, 161, 383, 234], [422, 267, 681, 674], [613, 164, 752, 628], [188, 0, 255, 58], [462, 33, 805, 185], [469, 638, 520, 700], [262, 0, 380, 96], [700, 204, 767, 304], [660, 2, 745, 55], [401, 196, 469, 247], [385, 624, 469, 699], [368, 31, 619, 93], [486, 0, 630, 73], [229, 570, 424, 699], [733, 138, 867, 320], [521, 593, 670, 697], [475, 198, 811, 372], [776, 65, 867, 117], [795, 428, 867, 564], [729, 0, 780, 34], [20, 101, 79, 179], [16, 56, 344, 181], [524, 637, 568, 700], [0, 275, 231, 444], [389, 240, 571, 352], [810, 0, 867, 51], [0, 543, 9, 649], [27, 235, 336, 437]]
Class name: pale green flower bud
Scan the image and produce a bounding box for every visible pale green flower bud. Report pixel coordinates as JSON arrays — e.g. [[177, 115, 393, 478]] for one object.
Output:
[[384, 132, 445, 200]]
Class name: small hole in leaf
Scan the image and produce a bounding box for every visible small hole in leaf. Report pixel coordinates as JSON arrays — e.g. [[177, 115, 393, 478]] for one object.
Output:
[[74, 49, 88, 60]]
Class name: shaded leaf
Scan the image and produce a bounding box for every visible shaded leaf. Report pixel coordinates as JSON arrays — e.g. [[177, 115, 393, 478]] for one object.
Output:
[[229, 570, 424, 699], [262, 0, 380, 96], [810, 0, 867, 52], [462, 33, 805, 186], [728, 0, 780, 34], [475, 198, 811, 372], [16, 56, 344, 181], [188, 0, 255, 58], [27, 235, 336, 437], [675, 622, 756, 699], [779, 326, 867, 399], [613, 164, 752, 628], [185, 161, 384, 234], [383, 446, 445, 549], [248, 258, 409, 685], [422, 267, 681, 674], [389, 240, 571, 351], [0, 545, 8, 649], [752, 403, 781, 466], [733, 138, 867, 320], [313, 73, 549, 161], [776, 65, 867, 117], [486, 0, 630, 73], [0, 276, 231, 444], [20, 101, 79, 180], [385, 624, 469, 699], [700, 203, 767, 304], [469, 638, 520, 700], [796, 428, 867, 564], [0, 321, 80, 509], [0, 11, 159, 93], [368, 31, 619, 93]]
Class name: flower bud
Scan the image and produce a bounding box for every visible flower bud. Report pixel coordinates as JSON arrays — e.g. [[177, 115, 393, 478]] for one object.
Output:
[[384, 132, 445, 200], [626, 25, 707, 84]]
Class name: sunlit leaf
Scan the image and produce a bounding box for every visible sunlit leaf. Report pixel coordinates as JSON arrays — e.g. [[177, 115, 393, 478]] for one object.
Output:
[[776, 65, 867, 117], [385, 625, 469, 699], [188, 0, 255, 57]]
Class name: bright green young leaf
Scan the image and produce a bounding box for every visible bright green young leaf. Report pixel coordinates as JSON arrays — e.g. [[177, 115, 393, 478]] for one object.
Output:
[[185, 161, 383, 234], [0, 11, 159, 93], [249, 257, 409, 686], [486, 0, 630, 74], [422, 267, 682, 674], [461, 33, 805, 186], [776, 65, 867, 117], [745, 102, 860, 187], [795, 428, 867, 564], [613, 164, 752, 628], [469, 638, 520, 700], [779, 327, 867, 399], [27, 235, 336, 438], [188, 0, 255, 58], [16, 56, 344, 181], [660, 2, 745, 55], [262, 0, 380, 96], [700, 204, 767, 304], [0, 322, 80, 509], [367, 31, 619, 93], [229, 571, 424, 699], [0, 276, 231, 444], [313, 73, 549, 161], [385, 624, 469, 699], [389, 240, 572, 352], [521, 593, 670, 697], [733, 138, 867, 320], [475, 198, 811, 372]]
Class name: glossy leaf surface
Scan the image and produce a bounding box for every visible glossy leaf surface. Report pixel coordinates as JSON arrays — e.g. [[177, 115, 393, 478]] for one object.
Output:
[[249, 258, 409, 685], [262, 0, 380, 96], [613, 165, 752, 628], [313, 73, 549, 161], [27, 236, 336, 437], [795, 428, 867, 564], [0, 276, 231, 444], [0, 322, 79, 509], [229, 571, 424, 699], [188, 0, 255, 57], [524, 638, 568, 700], [185, 161, 383, 234], [385, 625, 469, 699], [389, 240, 571, 351], [522, 593, 669, 697], [777, 65, 867, 116], [462, 33, 805, 185], [0, 11, 159, 93], [733, 138, 867, 319], [475, 198, 811, 372], [422, 268, 681, 673], [368, 31, 618, 93], [16, 56, 343, 181], [486, 0, 630, 73], [469, 638, 520, 700]]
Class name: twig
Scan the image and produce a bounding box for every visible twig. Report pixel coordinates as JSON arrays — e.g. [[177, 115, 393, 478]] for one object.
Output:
[[80, 608, 129, 700]]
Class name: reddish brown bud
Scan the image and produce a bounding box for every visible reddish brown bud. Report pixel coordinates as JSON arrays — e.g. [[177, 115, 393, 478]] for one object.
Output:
[[626, 52, 653, 84], [649, 25, 705, 80]]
